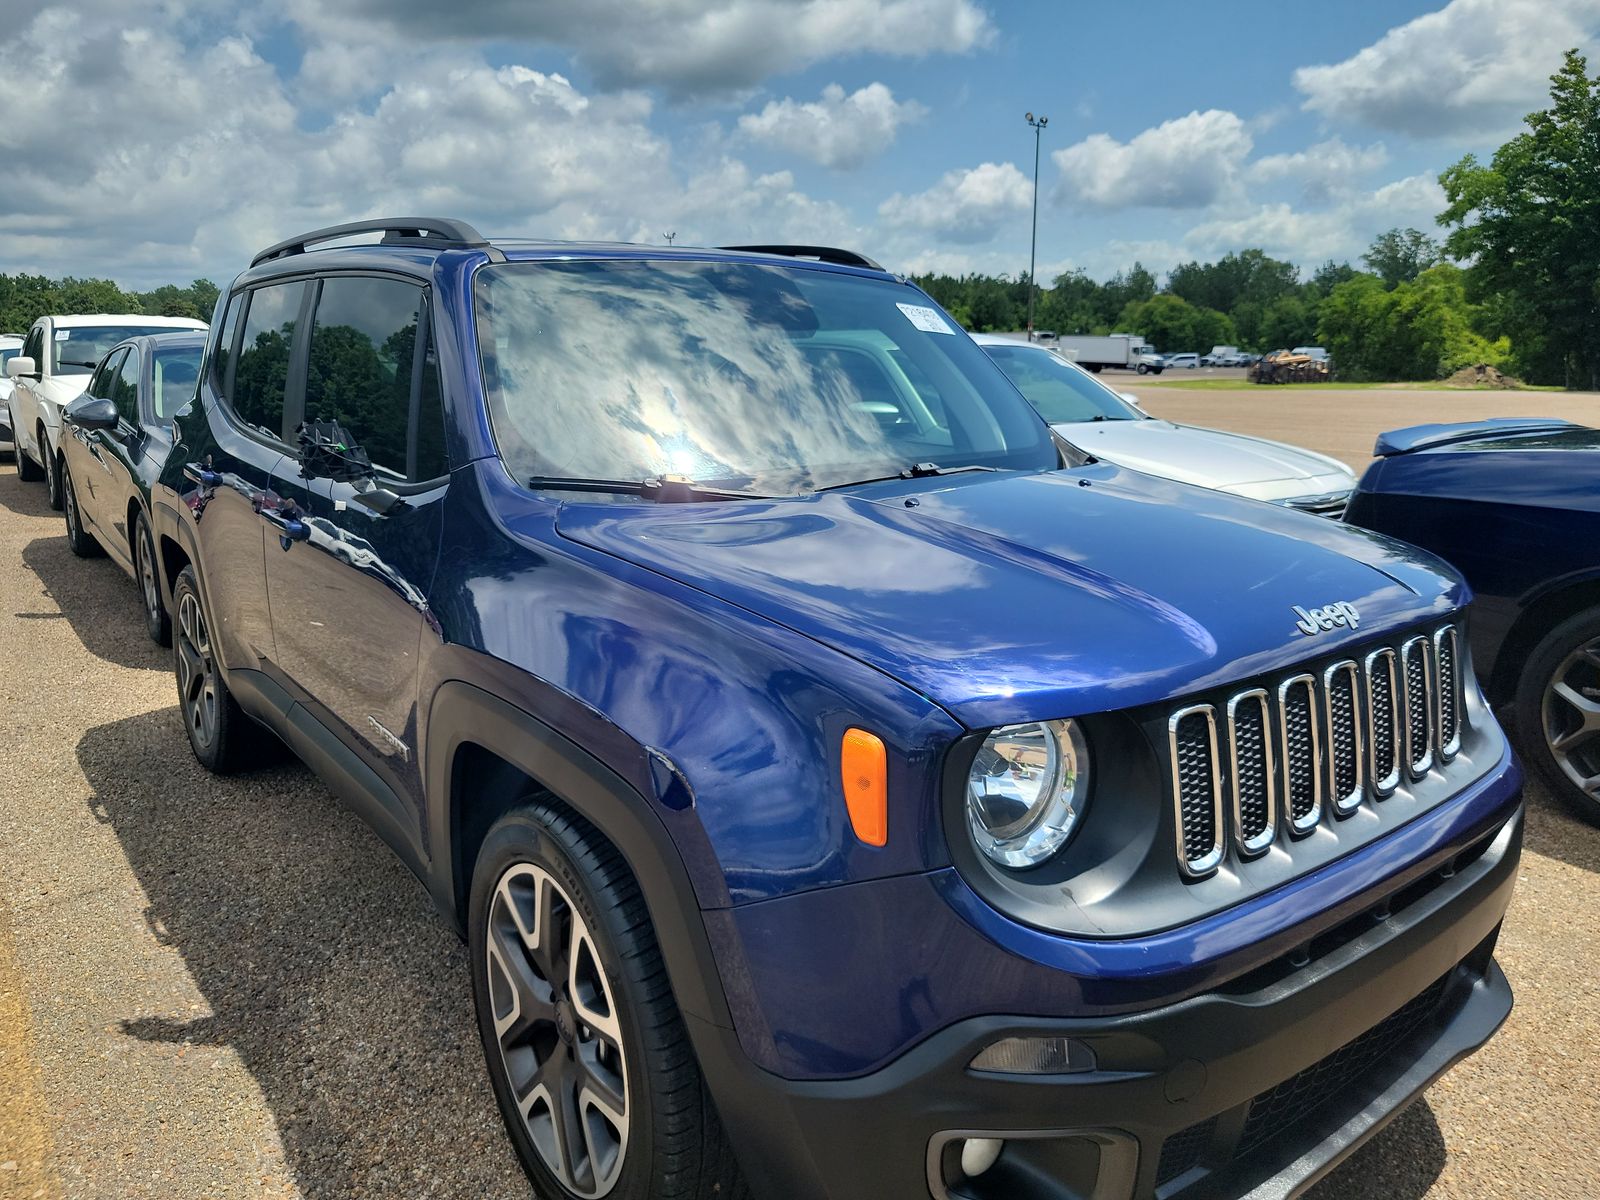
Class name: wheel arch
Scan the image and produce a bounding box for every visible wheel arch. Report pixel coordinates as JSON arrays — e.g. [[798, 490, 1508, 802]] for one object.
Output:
[[1490, 571, 1600, 702], [150, 498, 198, 612], [425, 680, 738, 1032]]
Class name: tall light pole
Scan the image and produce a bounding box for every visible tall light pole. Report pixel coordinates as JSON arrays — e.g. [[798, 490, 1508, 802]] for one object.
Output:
[[1024, 112, 1048, 339]]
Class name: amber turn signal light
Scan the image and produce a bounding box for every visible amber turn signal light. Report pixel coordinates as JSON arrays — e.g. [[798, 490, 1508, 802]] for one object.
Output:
[[841, 728, 888, 847]]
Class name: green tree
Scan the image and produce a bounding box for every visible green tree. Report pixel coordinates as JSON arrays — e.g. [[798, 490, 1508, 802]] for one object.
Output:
[[1168, 249, 1298, 315], [1115, 293, 1236, 353], [1362, 228, 1443, 289], [1439, 48, 1600, 387], [1316, 265, 1504, 381]]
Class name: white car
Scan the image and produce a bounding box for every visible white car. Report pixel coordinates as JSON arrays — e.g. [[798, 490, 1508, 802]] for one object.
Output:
[[1165, 352, 1200, 369], [6, 314, 207, 507], [0, 334, 22, 453], [973, 334, 1358, 515]]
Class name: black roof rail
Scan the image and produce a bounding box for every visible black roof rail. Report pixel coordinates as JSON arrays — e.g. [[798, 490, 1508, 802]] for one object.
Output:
[[718, 244, 885, 271], [250, 217, 499, 267]]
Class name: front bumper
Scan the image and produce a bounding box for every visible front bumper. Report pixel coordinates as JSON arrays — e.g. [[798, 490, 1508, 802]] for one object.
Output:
[[691, 799, 1521, 1200]]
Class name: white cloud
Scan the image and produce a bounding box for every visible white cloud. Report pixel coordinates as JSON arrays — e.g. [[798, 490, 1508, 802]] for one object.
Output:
[[1293, 0, 1600, 139], [0, 8, 856, 286], [878, 161, 1032, 244], [1053, 109, 1254, 209], [288, 0, 994, 95], [737, 83, 925, 169], [1184, 174, 1447, 265], [1249, 137, 1389, 204]]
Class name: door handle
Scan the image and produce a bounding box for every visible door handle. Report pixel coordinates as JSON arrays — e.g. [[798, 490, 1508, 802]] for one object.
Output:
[[182, 463, 221, 487], [260, 505, 311, 547]]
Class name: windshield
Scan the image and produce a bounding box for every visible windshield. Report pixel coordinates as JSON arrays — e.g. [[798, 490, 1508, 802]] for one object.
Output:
[[53, 326, 187, 376], [981, 344, 1140, 424], [475, 259, 1057, 493]]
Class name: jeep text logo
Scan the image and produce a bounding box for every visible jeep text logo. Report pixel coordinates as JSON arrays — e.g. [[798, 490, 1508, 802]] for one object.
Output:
[[1293, 602, 1361, 636]]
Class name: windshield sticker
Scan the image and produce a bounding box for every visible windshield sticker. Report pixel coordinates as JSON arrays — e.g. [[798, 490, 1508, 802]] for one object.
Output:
[[896, 303, 955, 335], [55, 330, 70, 340]]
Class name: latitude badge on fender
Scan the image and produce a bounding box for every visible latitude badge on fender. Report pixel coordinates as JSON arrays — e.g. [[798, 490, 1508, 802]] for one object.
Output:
[[1293, 601, 1362, 636]]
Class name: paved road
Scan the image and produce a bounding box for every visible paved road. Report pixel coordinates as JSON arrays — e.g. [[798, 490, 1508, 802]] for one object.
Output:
[[2, 389, 1597, 1199]]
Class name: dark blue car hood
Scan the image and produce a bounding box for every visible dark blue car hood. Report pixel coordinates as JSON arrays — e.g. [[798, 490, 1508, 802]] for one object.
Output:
[[557, 464, 1465, 729]]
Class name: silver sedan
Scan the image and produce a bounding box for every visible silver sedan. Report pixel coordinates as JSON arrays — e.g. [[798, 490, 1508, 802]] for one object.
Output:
[[973, 334, 1355, 516]]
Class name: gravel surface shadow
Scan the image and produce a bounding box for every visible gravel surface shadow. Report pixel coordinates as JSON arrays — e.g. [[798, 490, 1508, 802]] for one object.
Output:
[[71, 706, 531, 1199]]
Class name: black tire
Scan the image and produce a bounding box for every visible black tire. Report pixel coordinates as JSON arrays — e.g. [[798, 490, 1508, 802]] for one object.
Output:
[[61, 466, 102, 558], [42, 432, 63, 510], [1136, 363, 1149, 375], [134, 511, 172, 646], [469, 801, 747, 1200], [1514, 607, 1600, 826], [171, 565, 262, 773], [16, 436, 42, 481]]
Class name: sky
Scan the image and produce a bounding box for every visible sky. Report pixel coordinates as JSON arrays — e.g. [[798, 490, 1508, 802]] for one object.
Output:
[[2, 0, 1596, 290]]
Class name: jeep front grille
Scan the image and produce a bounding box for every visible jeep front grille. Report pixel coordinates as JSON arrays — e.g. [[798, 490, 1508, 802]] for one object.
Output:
[[1167, 625, 1465, 878]]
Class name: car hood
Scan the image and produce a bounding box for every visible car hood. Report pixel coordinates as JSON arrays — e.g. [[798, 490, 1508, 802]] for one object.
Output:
[[1054, 418, 1354, 500], [556, 464, 1463, 729]]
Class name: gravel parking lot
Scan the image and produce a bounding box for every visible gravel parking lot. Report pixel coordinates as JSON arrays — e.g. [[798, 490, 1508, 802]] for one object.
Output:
[[2, 386, 1598, 1200]]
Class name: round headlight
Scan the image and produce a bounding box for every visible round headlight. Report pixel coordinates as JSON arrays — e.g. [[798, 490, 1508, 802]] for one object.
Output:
[[966, 720, 1090, 869]]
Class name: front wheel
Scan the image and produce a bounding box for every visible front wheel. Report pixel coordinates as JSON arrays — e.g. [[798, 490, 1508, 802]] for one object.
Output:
[[470, 802, 747, 1200], [42, 434, 63, 510], [62, 466, 102, 558], [135, 511, 171, 646], [1516, 608, 1600, 826], [16, 433, 42, 481], [171, 565, 264, 773], [1136, 363, 1149, 375]]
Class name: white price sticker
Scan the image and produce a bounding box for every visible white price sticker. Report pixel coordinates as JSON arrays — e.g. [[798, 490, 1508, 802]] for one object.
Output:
[[895, 302, 954, 335], [55, 329, 70, 341]]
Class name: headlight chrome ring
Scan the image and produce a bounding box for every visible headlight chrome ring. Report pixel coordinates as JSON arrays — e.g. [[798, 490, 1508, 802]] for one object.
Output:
[[965, 719, 1090, 869]]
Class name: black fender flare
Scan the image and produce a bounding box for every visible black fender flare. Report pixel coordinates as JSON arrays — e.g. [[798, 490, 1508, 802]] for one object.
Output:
[[423, 679, 738, 1031]]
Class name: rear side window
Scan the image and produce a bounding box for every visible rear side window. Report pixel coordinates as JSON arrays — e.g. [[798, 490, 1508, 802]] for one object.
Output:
[[304, 275, 447, 481], [113, 349, 141, 424], [153, 345, 202, 421], [232, 283, 305, 438]]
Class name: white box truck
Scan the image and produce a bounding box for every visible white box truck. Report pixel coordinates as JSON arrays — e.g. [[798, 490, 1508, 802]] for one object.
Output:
[[1054, 334, 1163, 373]]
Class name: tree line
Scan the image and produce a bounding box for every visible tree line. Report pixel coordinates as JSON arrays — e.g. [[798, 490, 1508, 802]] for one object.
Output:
[[0, 275, 219, 334], [919, 49, 1600, 388]]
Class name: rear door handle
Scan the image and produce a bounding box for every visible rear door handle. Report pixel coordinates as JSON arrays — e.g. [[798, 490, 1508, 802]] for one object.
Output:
[[260, 506, 310, 546]]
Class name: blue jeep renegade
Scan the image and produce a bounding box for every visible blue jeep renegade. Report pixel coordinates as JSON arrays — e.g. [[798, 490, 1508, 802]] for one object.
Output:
[[150, 219, 1523, 1200]]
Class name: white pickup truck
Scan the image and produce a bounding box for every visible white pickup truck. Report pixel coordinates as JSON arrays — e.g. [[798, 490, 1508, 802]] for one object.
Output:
[[5, 313, 206, 507]]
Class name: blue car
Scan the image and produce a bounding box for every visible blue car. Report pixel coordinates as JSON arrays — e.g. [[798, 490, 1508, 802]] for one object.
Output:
[[1346, 417, 1600, 827], [145, 219, 1521, 1200]]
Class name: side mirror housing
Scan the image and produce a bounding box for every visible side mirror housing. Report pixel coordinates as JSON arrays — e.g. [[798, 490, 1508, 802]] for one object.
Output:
[[6, 356, 36, 379], [65, 394, 119, 432]]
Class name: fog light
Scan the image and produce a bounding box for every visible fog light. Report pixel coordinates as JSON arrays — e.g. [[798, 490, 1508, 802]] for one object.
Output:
[[959, 1137, 1004, 1178], [969, 1036, 1095, 1075]]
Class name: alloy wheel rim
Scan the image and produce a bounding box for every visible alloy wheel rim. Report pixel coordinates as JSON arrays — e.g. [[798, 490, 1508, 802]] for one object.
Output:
[[1543, 635, 1600, 802], [175, 592, 218, 748], [138, 527, 159, 621], [486, 862, 629, 1199]]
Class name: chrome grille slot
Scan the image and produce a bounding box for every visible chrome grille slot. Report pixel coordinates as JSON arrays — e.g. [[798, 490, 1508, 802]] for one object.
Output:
[[1401, 636, 1435, 778], [1323, 661, 1364, 815], [1278, 675, 1321, 835], [1228, 690, 1276, 856], [1434, 626, 1462, 760], [1170, 705, 1224, 878], [1365, 649, 1400, 797]]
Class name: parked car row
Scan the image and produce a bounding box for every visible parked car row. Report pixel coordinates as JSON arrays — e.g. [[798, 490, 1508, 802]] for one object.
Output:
[[8, 219, 1550, 1200]]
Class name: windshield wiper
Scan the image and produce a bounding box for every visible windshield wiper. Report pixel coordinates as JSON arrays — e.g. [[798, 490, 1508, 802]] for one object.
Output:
[[527, 475, 774, 503], [814, 463, 1002, 493]]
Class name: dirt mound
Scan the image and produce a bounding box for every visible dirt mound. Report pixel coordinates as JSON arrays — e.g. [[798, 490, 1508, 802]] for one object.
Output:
[[1445, 363, 1523, 389]]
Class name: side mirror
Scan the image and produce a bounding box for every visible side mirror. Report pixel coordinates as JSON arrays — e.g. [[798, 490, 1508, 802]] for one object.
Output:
[[6, 356, 35, 379], [65, 394, 119, 432], [1120, 392, 1144, 409]]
